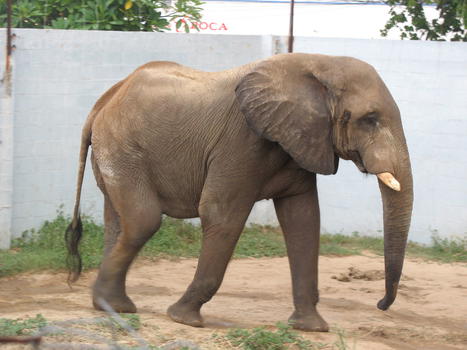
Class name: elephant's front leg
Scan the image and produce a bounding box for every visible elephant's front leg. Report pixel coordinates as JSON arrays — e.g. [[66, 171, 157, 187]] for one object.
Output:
[[273, 177, 329, 332], [167, 188, 255, 327]]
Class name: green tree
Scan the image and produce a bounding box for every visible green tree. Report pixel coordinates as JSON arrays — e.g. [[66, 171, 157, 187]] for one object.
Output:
[[381, 0, 466, 41], [0, 0, 203, 32]]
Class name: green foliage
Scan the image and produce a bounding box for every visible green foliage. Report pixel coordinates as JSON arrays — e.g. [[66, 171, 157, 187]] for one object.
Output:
[[0, 0, 203, 32], [142, 218, 202, 257], [0, 314, 47, 336], [105, 313, 141, 331], [431, 234, 467, 258], [221, 322, 323, 350], [382, 0, 466, 41], [235, 225, 286, 258], [0, 212, 465, 278], [406, 232, 467, 262], [320, 231, 379, 256], [0, 212, 104, 277], [143, 219, 287, 258], [118, 313, 141, 331], [333, 327, 352, 350]]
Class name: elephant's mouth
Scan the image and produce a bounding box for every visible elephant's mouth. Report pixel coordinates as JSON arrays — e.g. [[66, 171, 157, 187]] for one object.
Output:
[[348, 151, 367, 173], [348, 151, 401, 192]]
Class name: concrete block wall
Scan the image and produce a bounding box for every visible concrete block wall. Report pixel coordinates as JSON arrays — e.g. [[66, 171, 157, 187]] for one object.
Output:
[[0, 29, 465, 247]]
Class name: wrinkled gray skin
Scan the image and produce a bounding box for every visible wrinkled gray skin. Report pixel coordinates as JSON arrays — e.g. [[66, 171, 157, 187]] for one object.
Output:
[[67, 53, 413, 332]]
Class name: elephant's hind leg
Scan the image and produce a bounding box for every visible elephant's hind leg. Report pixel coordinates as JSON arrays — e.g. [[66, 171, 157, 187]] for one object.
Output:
[[102, 195, 121, 257], [92, 179, 162, 313]]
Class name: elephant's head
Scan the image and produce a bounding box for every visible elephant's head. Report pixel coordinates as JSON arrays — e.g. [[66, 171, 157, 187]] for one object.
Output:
[[235, 53, 413, 311]]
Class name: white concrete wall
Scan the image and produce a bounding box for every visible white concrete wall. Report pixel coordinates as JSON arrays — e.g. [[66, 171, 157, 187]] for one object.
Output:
[[0, 44, 15, 249], [295, 37, 467, 243], [0, 29, 465, 246]]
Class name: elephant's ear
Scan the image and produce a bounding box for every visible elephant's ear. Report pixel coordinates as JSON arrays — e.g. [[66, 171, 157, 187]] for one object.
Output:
[[235, 57, 338, 175]]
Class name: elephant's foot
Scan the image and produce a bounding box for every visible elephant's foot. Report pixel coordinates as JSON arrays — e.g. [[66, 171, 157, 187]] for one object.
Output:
[[93, 286, 137, 313], [288, 310, 329, 332], [167, 302, 203, 327]]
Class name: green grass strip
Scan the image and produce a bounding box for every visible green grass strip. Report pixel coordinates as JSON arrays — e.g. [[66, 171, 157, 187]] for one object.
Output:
[[0, 213, 465, 278]]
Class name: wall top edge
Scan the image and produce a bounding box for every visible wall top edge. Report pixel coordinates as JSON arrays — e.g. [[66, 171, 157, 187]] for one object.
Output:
[[0, 28, 466, 49]]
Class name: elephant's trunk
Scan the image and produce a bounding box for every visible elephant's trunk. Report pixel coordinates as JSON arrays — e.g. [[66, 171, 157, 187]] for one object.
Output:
[[376, 149, 413, 310]]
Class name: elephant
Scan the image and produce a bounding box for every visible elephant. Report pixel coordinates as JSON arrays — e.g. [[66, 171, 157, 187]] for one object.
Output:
[[65, 53, 413, 332]]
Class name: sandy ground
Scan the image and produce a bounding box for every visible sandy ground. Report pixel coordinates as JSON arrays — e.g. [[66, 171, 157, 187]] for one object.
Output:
[[0, 254, 466, 349]]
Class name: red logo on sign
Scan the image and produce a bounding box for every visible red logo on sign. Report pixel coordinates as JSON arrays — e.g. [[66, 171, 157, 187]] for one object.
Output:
[[175, 19, 228, 32]]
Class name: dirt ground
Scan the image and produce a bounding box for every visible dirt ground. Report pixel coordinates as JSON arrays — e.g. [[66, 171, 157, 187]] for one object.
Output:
[[0, 254, 466, 349]]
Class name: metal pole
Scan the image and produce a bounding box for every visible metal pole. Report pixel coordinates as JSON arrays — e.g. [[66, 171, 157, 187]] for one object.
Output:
[[288, 0, 295, 53]]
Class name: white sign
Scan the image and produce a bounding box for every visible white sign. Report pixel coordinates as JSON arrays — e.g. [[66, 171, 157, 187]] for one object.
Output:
[[169, 0, 438, 40]]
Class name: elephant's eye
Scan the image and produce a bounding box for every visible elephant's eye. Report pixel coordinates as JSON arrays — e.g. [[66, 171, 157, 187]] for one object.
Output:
[[358, 112, 379, 128]]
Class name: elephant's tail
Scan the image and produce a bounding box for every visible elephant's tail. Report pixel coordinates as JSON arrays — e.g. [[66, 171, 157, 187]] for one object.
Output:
[[65, 79, 126, 284], [65, 117, 92, 284]]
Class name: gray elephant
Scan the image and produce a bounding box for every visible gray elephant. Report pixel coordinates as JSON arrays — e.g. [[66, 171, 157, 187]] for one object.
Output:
[[66, 53, 413, 332]]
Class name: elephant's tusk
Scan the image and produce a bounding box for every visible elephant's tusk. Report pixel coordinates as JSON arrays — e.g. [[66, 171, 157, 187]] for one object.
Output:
[[377, 172, 401, 192]]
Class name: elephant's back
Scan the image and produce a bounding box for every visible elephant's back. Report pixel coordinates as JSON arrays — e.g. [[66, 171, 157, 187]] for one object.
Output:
[[92, 60, 242, 140]]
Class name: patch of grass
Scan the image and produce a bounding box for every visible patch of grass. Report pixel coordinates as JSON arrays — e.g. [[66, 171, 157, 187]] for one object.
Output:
[[0, 314, 47, 336], [217, 322, 325, 350], [406, 232, 467, 263], [143, 221, 287, 259], [1, 213, 465, 278], [142, 219, 202, 258], [97, 313, 141, 333], [119, 313, 141, 331], [235, 225, 286, 258], [322, 230, 467, 263], [0, 213, 104, 277], [320, 233, 366, 256], [332, 327, 354, 350]]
